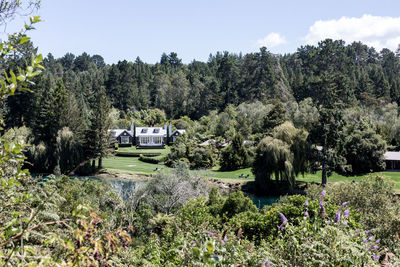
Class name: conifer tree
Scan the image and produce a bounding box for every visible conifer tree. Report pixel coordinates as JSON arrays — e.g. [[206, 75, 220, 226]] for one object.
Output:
[[84, 87, 112, 170]]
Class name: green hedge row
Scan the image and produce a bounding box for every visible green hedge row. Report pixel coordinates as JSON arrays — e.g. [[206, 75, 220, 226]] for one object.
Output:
[[138, 154, 166, 164], [115, 151, 162, 157]]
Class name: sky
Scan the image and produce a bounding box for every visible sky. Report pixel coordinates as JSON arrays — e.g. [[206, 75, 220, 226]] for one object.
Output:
[[5, 0, 400, 64]]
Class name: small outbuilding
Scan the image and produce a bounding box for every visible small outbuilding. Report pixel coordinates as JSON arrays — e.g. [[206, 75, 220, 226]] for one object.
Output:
[[109, 129, 134, 144], [384, 151, 400, 170]]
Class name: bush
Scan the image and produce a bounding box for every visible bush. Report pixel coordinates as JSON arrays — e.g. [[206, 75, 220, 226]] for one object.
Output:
[[138, 154, 165, 164], [220, 133, 249, 171], [190, 147, 215, 169]]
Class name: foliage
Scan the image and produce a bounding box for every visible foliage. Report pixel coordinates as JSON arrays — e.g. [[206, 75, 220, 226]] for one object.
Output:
[[129, 162, 209, 214], [138, 154, 165, 164], [343, 120, 387, 174], [306, 175, 400, 249], [253, 122, 309, 192], [220, 133, 249, 171]]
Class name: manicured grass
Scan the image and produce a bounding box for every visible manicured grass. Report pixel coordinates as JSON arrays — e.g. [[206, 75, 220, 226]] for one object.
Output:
[[117, 146, 171, 156], [298, 171, 400, 192], [202, 166, 254, 180], [103, 155, 400, 192], [102, 156, 169, 175]]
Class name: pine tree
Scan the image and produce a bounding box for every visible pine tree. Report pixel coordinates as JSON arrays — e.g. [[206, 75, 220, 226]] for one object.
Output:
[[84, 87, 112, 171]]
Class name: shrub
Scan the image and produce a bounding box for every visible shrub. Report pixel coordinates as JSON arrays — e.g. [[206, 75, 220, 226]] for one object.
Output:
[[220, 133, 249, 171], [138, 154, 165, 164]]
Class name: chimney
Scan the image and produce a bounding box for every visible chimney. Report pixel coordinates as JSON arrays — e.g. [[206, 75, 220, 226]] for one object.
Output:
[[130, 123, 134, 136]]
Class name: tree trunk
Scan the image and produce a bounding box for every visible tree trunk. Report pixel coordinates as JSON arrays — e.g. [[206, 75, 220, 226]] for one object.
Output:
[[98, 157, 103, 169], [321, 159, 327, 185], [91, 160, 96, 171]]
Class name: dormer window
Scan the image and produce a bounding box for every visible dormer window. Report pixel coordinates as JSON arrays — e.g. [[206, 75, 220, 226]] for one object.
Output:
[[141, 129, 148, 133], [153, 129, 159, 133]]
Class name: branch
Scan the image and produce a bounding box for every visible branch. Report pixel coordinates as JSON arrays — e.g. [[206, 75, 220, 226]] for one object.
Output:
[[0, 219, 71, 248]]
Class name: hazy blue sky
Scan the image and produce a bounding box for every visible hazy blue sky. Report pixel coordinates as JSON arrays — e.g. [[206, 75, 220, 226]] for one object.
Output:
[[9, 0, 400, 64]]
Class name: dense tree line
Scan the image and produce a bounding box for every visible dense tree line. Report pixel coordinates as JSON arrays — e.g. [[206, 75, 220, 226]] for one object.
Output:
[[3, 38, 400, 175]]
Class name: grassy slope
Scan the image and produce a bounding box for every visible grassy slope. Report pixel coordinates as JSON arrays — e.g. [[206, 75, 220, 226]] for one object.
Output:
[[103, 151, 400, 191]]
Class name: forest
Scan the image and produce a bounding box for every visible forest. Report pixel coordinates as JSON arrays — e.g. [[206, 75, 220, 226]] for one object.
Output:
[[2, 0, 400, 265]]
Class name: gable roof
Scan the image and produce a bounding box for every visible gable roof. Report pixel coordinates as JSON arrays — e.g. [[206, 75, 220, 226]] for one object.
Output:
[[172, 129, 186, 135], [135, 127, 167, 137], [384, 151, 400, 161], [109, 129, 133, 138]]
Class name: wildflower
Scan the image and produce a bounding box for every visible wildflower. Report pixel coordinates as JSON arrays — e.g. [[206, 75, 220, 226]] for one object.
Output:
[[321, 190, 326, 199], [204, 230, 215, 236], [372, 254, 379, 261], [223, 235, 229, 242], [263, 260, 272, 266], [343, 209, 350, 216], [278, 212, 288, 230], [375, 239, 380, 244], [334, 211, 341, 223], [365, 230, 371, 234], [341, 202, 348, 208], [304, 200, 309, 206], [320, 201, 326, 218], [368, 236, 374, 242], [279, 212, 288, 224], [343, 221, 348, 226], [363, 237, 367, 243], [304, 210, 309, 217], [370, 245, 379, 250]]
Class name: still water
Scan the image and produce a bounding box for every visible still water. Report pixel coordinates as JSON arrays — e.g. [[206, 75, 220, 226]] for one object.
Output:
[[37, 175, 279, 208]]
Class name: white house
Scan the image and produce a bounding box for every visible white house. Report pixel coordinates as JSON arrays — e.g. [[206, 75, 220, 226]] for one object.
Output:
[[135, 126, 167, 147]]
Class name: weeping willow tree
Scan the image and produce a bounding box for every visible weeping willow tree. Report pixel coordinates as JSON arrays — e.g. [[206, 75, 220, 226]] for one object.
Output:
[[253, 122, 309, 193]]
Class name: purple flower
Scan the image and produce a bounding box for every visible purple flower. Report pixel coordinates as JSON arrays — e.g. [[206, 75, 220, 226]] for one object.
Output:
[[320, 201, 326, 218], [368, 236, 374, 241], [334, 211, 341, 223], [327, 220, 331, 225], [365, 230, 371, 234], [341, 202, 348, 208], [304, 200, 309, 206], [343, 209, 350, 216], [279, 213, 288, 224], [278, 212, 288, 230], [375, 239, 380, 244], [343, 221, 348, 226], [321, 190, 326, 198], [304, 210, 309, 217], [204, 230, 215, 236], [263, 260, 272, 266], [372, 254, 379, 261], [223, 235, 229, 242], [363, 237, 367, 243], [370, 245, 379, 250]]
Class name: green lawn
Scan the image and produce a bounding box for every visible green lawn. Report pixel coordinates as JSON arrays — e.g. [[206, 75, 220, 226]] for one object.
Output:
[[103, 155, 400, 191], [102, 156, 168, 175], [298, 171, 400, 192], [117, 146, 171, 156]]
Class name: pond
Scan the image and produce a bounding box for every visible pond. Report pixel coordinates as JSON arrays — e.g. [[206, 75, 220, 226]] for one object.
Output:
[[35, 174, 280, 208], [103, 177, 280, 208]]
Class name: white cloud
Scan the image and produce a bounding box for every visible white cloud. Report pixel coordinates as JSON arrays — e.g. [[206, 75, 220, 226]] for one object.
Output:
[[256, 32, 287, 48], [304, 14, 400, 51]]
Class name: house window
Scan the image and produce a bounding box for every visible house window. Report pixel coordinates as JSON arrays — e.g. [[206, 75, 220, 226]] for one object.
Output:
[[153, 129, 160, 133], [121, 136, 130, 144], [141, 129, 148, 133], [153, 136, 162, 144], [140, 136, 149, 144]]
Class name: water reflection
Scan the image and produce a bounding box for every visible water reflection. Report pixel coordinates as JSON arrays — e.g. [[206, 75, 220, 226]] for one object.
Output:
[[107, 179, 144, 200]]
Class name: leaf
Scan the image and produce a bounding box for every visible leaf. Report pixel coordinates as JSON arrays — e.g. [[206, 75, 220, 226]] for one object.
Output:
[[19, 36, 30, 44], [29, 16, 41, 24]]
